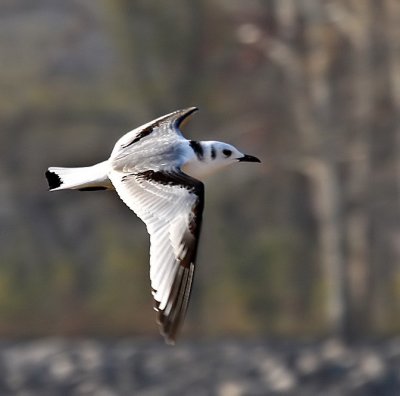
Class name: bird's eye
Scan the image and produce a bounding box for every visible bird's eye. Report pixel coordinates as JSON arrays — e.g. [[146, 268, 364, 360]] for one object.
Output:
[[222, 149, 232, 157]]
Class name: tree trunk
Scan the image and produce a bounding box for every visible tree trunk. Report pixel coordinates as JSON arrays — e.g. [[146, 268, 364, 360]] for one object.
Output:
[[271, 0, 349, 337]]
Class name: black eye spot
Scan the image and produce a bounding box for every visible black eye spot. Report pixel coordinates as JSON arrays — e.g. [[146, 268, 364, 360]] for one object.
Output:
[[222, 149, 232, 157]]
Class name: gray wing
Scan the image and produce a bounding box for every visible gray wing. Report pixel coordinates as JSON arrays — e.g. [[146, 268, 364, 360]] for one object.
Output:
[[110, 107, 198, 170], [109, 169, 204, 344]]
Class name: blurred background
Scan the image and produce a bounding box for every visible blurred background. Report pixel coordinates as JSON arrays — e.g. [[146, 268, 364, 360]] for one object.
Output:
[[1, 0, 400, 395]]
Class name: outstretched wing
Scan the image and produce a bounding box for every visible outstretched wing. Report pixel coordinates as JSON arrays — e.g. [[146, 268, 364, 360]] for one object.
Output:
[[110, 107, 198, 163], [109, 169, 204, 344]]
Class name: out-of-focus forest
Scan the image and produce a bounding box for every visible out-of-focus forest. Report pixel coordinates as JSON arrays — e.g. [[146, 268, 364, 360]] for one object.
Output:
[[1, 0, 399, 342]]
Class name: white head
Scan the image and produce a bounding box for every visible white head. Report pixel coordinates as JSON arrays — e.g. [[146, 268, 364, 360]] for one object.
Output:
[[182, 140, 261, 179]]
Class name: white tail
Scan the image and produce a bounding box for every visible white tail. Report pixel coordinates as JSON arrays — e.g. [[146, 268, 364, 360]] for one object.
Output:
[[45, 161, 113, 191]]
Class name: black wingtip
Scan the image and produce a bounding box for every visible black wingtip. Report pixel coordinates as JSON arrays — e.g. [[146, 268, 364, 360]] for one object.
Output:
[[45, 170, 62, 190], [175, 107, 199, 128]]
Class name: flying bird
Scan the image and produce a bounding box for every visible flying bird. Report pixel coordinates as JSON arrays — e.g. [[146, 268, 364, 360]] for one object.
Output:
[[45, 107, 260, 344]]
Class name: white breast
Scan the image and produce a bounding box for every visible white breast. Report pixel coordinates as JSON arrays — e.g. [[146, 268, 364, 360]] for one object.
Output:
[[181, 161, 216, 179]]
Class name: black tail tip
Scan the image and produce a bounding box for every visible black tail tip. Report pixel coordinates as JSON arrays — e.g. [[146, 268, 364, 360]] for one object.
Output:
[[45, 170, 62, 190]]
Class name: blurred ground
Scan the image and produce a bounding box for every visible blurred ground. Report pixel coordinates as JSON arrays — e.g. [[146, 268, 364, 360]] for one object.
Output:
[[1, 338, 400, 396]]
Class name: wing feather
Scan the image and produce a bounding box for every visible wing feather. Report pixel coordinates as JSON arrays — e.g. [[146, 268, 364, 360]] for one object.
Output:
[[110, 107, 198, 166], [109, 169, 204, 344]]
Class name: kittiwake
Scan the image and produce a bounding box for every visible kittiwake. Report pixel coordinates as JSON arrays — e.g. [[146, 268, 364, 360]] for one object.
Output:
[[45, 107, 260, 344]]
